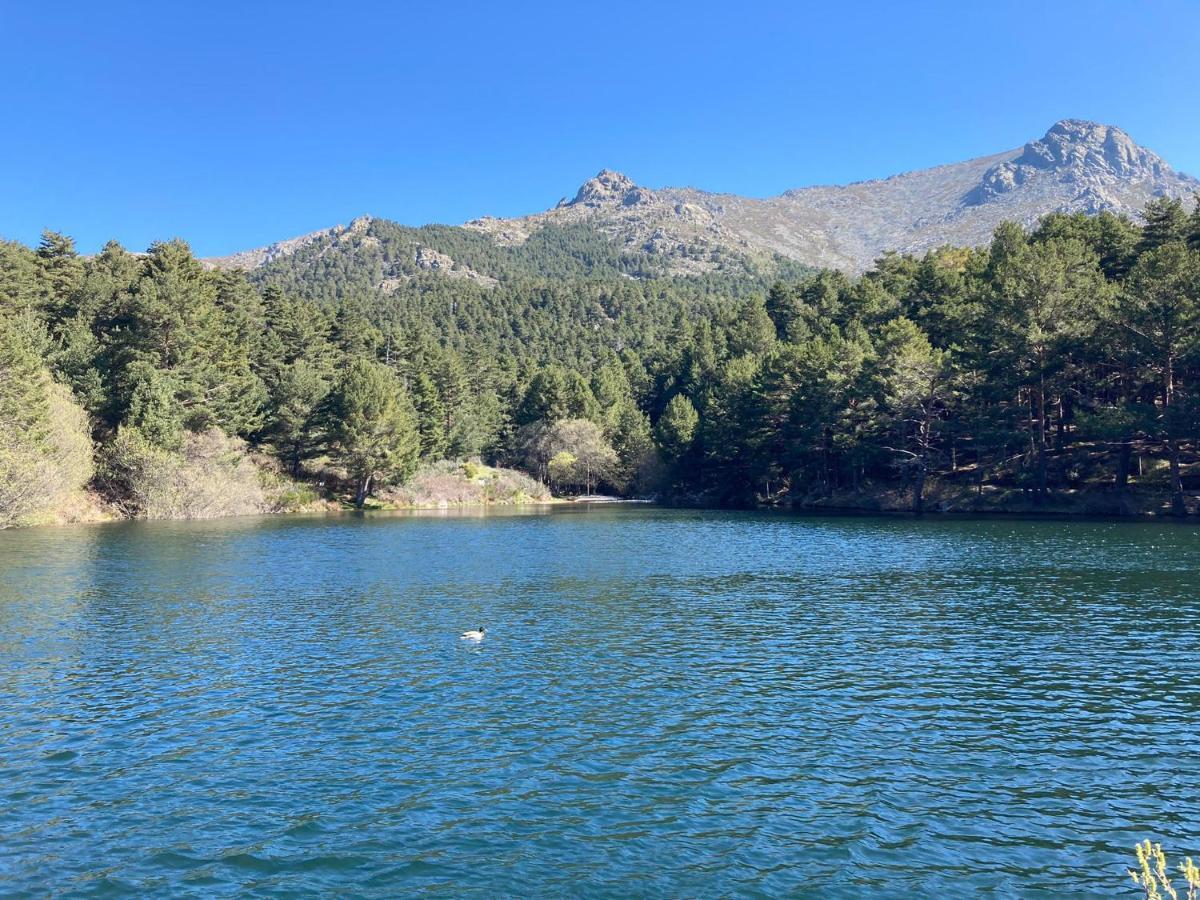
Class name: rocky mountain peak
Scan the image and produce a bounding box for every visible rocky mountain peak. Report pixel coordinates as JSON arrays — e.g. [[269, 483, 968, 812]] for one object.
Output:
[[967, 119, 1178, 207], [563, 169, 651, 208], [1027, 120, 1168, 177]]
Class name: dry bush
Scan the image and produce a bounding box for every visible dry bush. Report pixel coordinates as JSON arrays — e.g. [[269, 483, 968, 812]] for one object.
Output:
[[386, 459, 551, 507], [105, 427, 269, 520], [487, 466, 550, 503], [0, 382, 94, 528]]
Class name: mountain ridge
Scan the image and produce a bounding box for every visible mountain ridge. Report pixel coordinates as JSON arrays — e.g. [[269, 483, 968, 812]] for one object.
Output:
[[206, 120, 1198, 277]]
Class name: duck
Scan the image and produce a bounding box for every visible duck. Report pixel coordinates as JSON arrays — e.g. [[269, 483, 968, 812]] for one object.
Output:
[[460, 627, 486, 642]]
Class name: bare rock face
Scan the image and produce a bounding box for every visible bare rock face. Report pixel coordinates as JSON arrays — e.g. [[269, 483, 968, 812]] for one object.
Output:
[[204, 216, 375, 271], [966, 120, 1176, 208], [564, 169, 644, 207]]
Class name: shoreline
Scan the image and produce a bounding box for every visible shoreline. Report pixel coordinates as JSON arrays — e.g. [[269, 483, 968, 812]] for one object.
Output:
[[9, 489, 1200, 533]]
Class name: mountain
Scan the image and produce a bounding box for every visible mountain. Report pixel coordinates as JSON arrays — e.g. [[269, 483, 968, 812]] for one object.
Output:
[[207, 120, 1198, 279]]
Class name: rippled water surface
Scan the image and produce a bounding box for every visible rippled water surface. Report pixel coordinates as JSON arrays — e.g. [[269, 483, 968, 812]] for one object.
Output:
[[2, 507, 1199, 896]]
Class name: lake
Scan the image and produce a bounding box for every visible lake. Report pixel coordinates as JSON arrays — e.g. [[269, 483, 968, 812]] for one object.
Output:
[[2, 507, 1198, 896]]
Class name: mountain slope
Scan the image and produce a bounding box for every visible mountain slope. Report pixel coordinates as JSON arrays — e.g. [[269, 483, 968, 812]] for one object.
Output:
[[208, 120, 1198, 277]]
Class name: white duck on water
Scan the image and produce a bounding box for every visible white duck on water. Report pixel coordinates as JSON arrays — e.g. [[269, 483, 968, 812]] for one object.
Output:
[[460, 627, 486, 642]]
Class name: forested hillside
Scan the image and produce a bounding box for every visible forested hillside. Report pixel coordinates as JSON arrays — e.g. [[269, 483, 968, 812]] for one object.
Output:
[[2, 196, 1199, 525]]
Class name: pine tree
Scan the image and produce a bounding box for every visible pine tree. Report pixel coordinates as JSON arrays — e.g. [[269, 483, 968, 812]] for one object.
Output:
[[655, 394, 698, 457], [987, 235, 1106, 499], [1189, 195, 1200, 253], [325, 359, 419, 506], [411, 371, 448, 459], [125, 366, 185, 450], [0, 313, 93, 527], [35, 230, 84, 328], [876, 318, 958, 512], [1140, 197, 1190, 252], [1118, 242, 1200, 515], [267, 359, 330, 476], [0, 240, 41, 315]]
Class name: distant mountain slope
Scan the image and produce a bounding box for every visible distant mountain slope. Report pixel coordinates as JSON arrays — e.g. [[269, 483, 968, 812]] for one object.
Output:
[[207, 120, 1198, 278]]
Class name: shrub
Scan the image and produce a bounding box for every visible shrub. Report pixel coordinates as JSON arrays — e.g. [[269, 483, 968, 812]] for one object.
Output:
[[386, 460, 551, 507], [104, 427, 268, 520], [0, 381, 94, 528], [1129, 839, 1200, 899]]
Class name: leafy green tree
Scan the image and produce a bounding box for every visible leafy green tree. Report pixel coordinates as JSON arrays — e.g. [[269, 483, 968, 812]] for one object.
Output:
[[524, 419, 616, 495]]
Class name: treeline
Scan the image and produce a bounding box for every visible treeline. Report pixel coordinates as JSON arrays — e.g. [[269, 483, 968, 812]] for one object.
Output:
[[666, 197, 1200, 512], [1, 196, 1198, 524]]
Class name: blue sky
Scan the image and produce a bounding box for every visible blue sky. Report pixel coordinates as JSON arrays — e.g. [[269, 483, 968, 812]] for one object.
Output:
[[2, 0, 1198, 256]]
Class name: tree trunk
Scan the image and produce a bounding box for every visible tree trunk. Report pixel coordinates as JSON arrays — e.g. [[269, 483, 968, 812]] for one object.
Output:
[[1168, 438, 1187, 516], [1115, 440, 1131, 492], [821, 427, 833, 497], [1165, 353, 1186, 516], [1034, 372, 1048, 502], [913, 461, 926, 515], [355, 473, 373, 508]]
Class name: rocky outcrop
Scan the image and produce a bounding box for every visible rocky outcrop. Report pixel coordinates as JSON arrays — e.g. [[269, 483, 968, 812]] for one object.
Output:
[[965, 120, 1178, 208], [205, 216, 375, 271]]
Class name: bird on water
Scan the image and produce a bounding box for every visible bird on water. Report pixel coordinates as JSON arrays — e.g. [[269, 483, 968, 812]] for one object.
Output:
[[461, 627, 486, 642]]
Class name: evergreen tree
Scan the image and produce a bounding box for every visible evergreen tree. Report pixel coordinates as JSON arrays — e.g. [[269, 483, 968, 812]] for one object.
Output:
[[1140, 197, 1190, 252], [655, 394, 699, 458], [125, 366, 185, 450], [1189, 196, 1200, 253], [267, 359, 330, 476], [0, 240, 41, 315], [1117, 242, 1200, 515], [325, 359, 419, 506], [876, 318, 958, 512], [35, 230, 84, 328], [412, 371, 448, 459], [987, 235, 1106, 499]]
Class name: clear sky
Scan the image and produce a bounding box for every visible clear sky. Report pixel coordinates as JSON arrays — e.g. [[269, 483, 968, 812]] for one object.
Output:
[[3, 0, 1198, 256]]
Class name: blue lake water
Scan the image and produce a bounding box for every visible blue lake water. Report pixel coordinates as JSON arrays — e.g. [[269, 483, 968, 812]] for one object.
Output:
[[2, 507, 1198, 896]]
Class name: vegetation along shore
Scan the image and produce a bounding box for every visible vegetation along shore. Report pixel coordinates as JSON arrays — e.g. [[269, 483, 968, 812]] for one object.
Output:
[[2, 196, 1200, 528]]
